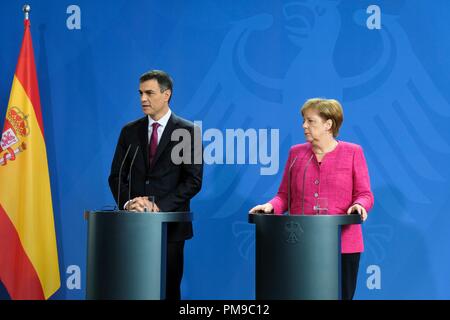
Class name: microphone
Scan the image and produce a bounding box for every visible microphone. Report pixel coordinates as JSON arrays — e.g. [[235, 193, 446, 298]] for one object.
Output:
[[117, 144, 132, 211], [301, 153, 314, 215], [287, 156, 298, 215], [127, 145, 140, 207]]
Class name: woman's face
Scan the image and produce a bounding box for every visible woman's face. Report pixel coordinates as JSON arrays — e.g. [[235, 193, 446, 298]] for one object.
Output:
[[302, 109, 332, 143]]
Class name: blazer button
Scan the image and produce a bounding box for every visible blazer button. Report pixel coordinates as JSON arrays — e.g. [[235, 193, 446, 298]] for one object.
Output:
[[145, 180, 150, 185]]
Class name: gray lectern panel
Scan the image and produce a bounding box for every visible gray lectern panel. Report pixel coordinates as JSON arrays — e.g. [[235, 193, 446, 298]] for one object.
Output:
[[249, 213, 361, 300], [86, 211, 192, 300]]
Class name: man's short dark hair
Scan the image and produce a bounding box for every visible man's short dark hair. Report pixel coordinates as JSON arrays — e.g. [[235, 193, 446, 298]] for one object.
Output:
[[139, 70, 173, 102]]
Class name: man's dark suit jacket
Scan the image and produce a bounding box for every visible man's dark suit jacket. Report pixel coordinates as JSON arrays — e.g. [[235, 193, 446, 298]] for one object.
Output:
[[108, 112, 203, 241]]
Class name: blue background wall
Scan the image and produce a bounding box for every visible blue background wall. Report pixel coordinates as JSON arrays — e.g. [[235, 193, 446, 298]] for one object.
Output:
[[1, 0, 450, 299]]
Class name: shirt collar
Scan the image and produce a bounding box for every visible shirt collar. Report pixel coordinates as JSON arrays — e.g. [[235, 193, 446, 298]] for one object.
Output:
[[148, 108, 171, 129]]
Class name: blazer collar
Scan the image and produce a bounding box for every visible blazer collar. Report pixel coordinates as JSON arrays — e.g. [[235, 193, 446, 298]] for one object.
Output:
[[138, 116, 150, 170]]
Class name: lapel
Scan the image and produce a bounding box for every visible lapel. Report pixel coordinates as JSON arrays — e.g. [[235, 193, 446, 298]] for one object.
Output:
[[150, 112, 177, 169], [138, 116, 149, 171]]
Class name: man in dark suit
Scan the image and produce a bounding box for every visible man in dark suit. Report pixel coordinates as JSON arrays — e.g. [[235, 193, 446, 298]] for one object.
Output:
[[108, 70, 203, 299]]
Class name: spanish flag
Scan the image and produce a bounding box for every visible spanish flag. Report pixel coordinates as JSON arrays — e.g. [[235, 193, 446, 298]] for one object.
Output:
[[0, 17, 60, 299]]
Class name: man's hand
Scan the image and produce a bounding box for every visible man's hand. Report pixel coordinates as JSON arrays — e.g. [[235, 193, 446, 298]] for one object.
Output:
[[347, 203, 368, 221], [126, 196, 160, 213]]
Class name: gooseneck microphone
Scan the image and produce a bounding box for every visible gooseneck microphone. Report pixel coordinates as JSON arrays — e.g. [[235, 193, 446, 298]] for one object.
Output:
[[287, 156, 298, 215], [117, 144, 132, 211], [127, 145, 140, 207], [301, 153, 315, 215]]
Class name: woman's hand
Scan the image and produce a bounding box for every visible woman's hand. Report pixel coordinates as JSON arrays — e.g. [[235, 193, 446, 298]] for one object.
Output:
[[347, 203, 368, 221], [249, 203, 274, 214]]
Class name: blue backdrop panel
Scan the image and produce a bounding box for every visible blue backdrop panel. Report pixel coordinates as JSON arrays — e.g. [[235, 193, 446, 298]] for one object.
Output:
[[1, 0, 449, 299]]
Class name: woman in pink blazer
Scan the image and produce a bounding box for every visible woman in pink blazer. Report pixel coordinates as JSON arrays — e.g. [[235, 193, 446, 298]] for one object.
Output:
[[250, 98, 374, 300]]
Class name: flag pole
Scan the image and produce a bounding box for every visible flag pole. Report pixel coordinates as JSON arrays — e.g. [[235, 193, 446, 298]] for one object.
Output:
[[23, 4, 30, 20]]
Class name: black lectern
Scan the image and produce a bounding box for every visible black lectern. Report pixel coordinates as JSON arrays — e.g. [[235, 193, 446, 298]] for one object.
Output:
[[249, 213, 361, 300], [85, 211, 192, 300]]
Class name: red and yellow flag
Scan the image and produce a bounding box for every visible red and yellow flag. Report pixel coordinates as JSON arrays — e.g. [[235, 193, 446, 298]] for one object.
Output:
[[0, 18, 60, 299]]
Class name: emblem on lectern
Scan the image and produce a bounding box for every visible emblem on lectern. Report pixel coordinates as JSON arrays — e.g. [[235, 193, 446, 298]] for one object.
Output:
[[285, 221, 303, 244]]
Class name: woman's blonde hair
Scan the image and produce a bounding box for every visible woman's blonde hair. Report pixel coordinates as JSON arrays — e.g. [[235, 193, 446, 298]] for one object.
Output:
[[300, 98, 344, 137]]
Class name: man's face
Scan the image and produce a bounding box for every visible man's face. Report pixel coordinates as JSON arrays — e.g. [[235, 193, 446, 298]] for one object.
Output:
[[139, 79, 171, 120]]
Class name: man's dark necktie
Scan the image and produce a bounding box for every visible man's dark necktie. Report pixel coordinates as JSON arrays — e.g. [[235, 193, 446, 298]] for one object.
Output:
[[148, 122, 160, 166]]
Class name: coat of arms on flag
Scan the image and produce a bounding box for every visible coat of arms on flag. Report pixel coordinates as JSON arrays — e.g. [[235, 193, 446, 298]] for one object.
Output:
[[0, 106, 29, 166]]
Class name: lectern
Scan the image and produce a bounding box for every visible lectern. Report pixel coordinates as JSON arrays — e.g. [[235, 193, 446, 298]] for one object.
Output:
[[85, 211, 192, 300], [249, 213, 361, 300]]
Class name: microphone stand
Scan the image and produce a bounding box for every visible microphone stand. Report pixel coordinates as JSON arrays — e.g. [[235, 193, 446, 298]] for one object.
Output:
[[287, 156, 297, 215], [117, 144, 132, 211], [127, 146, 140, 208], [301, 154, 314, 215]]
